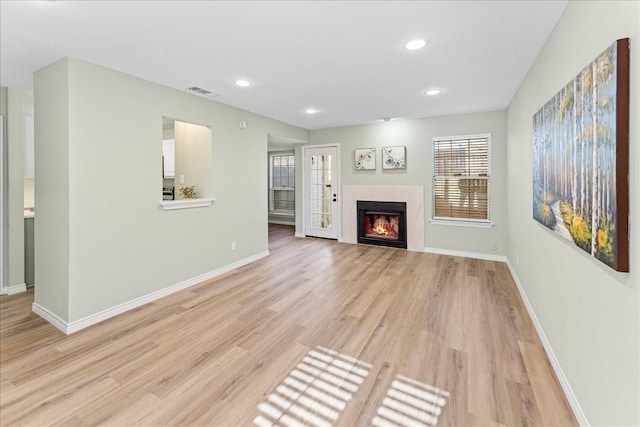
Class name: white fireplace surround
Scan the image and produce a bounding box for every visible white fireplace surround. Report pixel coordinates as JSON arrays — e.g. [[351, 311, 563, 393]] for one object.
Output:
[[342, 185, 424, 251]]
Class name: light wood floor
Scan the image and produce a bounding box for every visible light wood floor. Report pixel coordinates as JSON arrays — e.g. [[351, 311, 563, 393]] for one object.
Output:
[[1, 224, 576, 426]]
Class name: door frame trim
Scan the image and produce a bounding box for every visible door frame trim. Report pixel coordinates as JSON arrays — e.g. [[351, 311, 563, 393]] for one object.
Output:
[[301, 143, 341, 240]]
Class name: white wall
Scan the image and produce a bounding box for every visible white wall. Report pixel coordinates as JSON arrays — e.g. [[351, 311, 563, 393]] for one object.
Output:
[[308, 111, 507, 257], [24, 178, 34, 208], [34, 57, 308, 324], [506, 1, 639, 425], [174, 120, 213, 199]]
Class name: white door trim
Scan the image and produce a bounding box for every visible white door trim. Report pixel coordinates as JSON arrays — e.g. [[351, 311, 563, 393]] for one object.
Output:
[[302, 143, 341, 240]]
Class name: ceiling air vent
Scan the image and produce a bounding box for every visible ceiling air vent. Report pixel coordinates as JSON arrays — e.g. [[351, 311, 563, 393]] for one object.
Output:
[[186, 87, 221, 98]]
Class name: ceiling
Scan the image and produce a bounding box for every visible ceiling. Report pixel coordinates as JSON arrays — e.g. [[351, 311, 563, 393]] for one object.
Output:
[[0, 0, 567, 131]]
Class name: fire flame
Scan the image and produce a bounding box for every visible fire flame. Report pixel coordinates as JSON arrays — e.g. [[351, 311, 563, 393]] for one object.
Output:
[[374, 223, 388, 235], [367, 216, 398, 238]]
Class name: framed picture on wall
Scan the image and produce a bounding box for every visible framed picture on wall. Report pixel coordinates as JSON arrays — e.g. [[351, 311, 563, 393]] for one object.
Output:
[[532, 38, 629, 272], [355, 148, 376, 170], [382, 146, 406, 169]]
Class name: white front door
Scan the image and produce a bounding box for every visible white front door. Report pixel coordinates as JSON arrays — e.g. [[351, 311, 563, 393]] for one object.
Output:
[[304, 146, 339, 240]]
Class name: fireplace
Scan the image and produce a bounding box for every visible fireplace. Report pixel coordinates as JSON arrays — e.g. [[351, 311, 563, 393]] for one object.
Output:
[[357, 201, 407, 249]]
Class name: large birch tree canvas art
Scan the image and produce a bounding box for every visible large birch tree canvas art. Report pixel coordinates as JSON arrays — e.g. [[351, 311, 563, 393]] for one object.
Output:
[[532, 39, 629, 272]]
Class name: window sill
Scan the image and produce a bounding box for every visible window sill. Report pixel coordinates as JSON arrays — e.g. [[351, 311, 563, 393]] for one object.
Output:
[[269, 212, 295, 217], [160, 197, 216, 211], [430, 218, 494, 229]]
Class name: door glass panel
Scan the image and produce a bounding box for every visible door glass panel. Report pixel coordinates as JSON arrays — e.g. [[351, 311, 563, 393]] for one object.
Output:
[[310, 154, 332, 230]]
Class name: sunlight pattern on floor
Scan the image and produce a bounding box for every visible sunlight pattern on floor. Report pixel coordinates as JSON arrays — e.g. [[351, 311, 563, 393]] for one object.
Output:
[[372, 375, 450, 427], [253, 346, 372, 427]]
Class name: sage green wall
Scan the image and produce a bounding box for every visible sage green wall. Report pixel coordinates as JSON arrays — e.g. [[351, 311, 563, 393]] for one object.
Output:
[[308, 111, 507, 256], [506, 1, 639, 425], [0, 87, 6, 289], [34, 57, 308, 323], [34, 60, 70, 318], [24, 217, 34, 286], [4, 88, 26, 289]]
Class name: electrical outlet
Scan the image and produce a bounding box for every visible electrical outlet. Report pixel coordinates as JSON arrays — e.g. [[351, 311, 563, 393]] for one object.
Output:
[[490, 242, 497, 251], [516, 253, 520, 264], [231, 242, 236, 251]]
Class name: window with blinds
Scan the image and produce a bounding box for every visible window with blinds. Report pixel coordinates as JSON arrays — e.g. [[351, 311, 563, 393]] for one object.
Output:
[[432, 134, 490, 222], [269, 153, 295, 215]]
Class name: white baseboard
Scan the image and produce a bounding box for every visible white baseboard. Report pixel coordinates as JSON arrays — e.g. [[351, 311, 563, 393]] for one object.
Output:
[[32, 251, 270, 335], [32, 303, 68, 334], [423, 246, 508, 263], [1, 283, 27, 295], [506, 260, 589, 426], [294, 232, 305, 238]]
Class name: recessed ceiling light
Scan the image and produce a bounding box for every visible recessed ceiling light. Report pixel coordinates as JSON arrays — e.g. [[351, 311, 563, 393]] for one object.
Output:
[[404, 39, 427, 50], [425, 89, 442, 96], [235, 79, 251, 87], [305, 108, 317, 114]]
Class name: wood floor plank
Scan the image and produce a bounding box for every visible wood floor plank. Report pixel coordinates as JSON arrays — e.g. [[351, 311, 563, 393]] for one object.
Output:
[[98, 392, 163, 426], [18, 376, 121, 427], [192, 343, 311, 427], [139, 345, 253, 426], [339, 359, 399, 426], [0, 224, 577, 426], [438, 348, 468, 426], [519, 340, 577, 427], [505, 377, 545, 427]]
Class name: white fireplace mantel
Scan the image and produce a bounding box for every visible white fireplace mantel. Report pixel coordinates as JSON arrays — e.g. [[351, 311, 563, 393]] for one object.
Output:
[[342, 185, 424, 251]]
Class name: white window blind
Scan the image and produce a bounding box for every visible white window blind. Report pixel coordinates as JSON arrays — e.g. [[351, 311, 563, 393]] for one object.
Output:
[[269, 153, 295, 215], [432, 134, 490, 222]]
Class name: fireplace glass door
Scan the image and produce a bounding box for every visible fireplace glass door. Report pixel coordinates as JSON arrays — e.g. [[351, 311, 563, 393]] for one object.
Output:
[[364, 213, 400, 240]]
